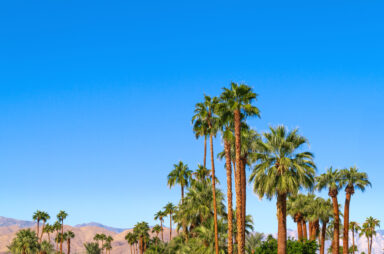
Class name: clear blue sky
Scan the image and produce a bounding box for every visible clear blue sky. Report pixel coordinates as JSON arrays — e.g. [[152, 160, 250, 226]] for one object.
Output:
[[0, 1, 383, 233]]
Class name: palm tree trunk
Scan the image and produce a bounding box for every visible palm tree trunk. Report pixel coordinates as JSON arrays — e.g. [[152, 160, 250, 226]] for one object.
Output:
[[320, 221, 327, 254], [352, 229, 355, 254], [210, 133, 219, 254], [277, 193, 287, 254], [234, 109, 244, 254], [181, 185, 184, 203], [67, 239, 70, 254], [36, 220, 40, 240], [296, 217, 303, 241], [60, 220, 64, 254], [343, 190, 352, 254], [204, 135, 207, 168], [161, 221, 164, 241], [170, 214, 172, 240], [241, 156, 247, 249], [309, 221, 313, 239], [224, 139, 233, 254], [330, 194, 340, 254], [302, 221, 308, 240], [40, 222, 45, 243]]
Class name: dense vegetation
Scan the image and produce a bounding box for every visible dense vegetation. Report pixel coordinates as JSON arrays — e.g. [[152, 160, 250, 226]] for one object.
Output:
[[8, 83, 380, 254]]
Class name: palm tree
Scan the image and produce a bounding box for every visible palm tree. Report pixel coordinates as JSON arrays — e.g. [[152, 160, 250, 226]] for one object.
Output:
[[104, 236, 113, 254], [245, 233, 264, 254], [39, 211, 50, 243], [40, 240, 54, 254], [318, 198, 333, 254], [249, 126, 316, 254], [360, 217, 380, 254], [193, 164, 211, 183], [192, 110, 209, 168], [133, 222, 150, 254], [84, 242, 101, 254], [164, 202, 176, 240], [287, 194, 307, 241], [63, 231, 75, 254], [42, 223, 53, 243], [167, 161, 192, 203], [56, 210, 68, 254], [349, 222, 360, 254], [8, 228, 39, 254], [32, 210, 44, 240], [316, 168, 343, 254], [220, 82, 260, 254], [216, 98, 235, 254], [53, 221, 62, 251], [340, 166, 371, 254], [152, 225, 162, 244], [154, 210, 166, 241], [125, 232, 136, 254], [193, 94, 220, 254]]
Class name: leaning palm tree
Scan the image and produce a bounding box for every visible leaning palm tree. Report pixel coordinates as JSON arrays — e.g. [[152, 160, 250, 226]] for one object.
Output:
[[164, 202, 176, 240], [39, 211, 50, 243], [167, 161, 192, 203], [56, 210, 68, 254], [349, 221, 360, 254], [193, 95, 220, 254], [316, 168, 343, 254], [339, 166, 371, 254], [154, 210, 166, 241], [249, 126, 316, 254], [360, 217, 380, 254], [63, 231, 75, 254], [220, 82, 260, 254]]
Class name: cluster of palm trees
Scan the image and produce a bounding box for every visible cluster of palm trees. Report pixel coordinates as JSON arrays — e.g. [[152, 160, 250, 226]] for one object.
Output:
[[8, 210, 74, 254], [92, 233, 114, 254]]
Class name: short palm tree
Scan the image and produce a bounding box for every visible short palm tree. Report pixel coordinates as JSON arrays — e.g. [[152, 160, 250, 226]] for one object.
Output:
[[40, 240, 54, 254], [167, 161, 192, 203], [349, 221, 360, 254], [53, 221, 62, 251], [164, 202, 176, 240], [57, 210, 68, 254], [104, 236, 113, 254], [125, 232, 136, 254], [220, 82, 260, 254], [249, 126, 316, 254], [8, 228, 39, 254], [63, 231, 75, 254], [154, 210, 166, 241], [152, 225, 162, 244], [84, 242, 101, 254], [316, 168, 343, 254], [360, 217, 380, 254], [317, 198, 333, 254], [339, 166, 371, 254]]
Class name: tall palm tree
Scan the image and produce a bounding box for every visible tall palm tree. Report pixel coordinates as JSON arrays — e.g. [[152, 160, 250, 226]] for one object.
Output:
[[32, 210, 44, 240], [349, 221, 360, 254], [316, 168, 343, 254], [167, 161, 192, 203], [42, 223, 53, 243], [154, 210, 166, 241], [193, 95, 220, 254], [360, 217, 380, 254], [340, 166, 371, 254], [39, 211, 50, 243], [63, 231, 75, 254], [104, 236, 113, 254], [133, 222, 150, 254], [193, 164, 211, 183], [249, 126, 316, 254], [125, 232, 136, 254], [56, 210, 68, 254], [220, 82, 260, 254], [164, 202, 176, 240], [192, 111, 209, 168], [216, 99, 235, 254], [53, 221, 62, 251]]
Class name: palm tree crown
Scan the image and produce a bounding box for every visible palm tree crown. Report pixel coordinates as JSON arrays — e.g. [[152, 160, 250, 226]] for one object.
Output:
[[167, 161, 192, 201]]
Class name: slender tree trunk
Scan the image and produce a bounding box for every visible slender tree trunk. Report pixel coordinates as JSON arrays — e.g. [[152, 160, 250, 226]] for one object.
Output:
[[161, 220, 164, 241], [303, 221, 308, 240], [204, 135, 207, 168], [60, 220, 64, 254], [277, 193, 287, 254], [67, 239, 70, 254], [36, 220, 40, 240], [343, 189, 352, 254], [352, 229, 355, 254], [309, 221, 313, 239], [210, 133, 219, 254], [234, 109, 244, 254], [296, 217, 303, 241], [181, 185, 184, 203], [241, 156, 247, 249], [224, 139, 233, 254], [320, 221, 327, 254], [170, 214, 172, 240], [40, 222, 45, 243], [330, 193, 340, 254]]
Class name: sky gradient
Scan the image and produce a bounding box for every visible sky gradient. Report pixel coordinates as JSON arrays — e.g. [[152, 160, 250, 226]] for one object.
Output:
[[1, 1, 383, 233]]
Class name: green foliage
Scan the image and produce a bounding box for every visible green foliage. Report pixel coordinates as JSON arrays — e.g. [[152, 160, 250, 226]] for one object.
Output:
[[8, 229, 40, 254], [84, 242, 101, 254], [252, 235, 318, 254]]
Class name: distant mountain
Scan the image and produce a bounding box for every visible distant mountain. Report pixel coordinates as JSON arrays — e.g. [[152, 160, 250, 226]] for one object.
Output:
[[0, 216, 35, 228], [74, 222, 127, 233]]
